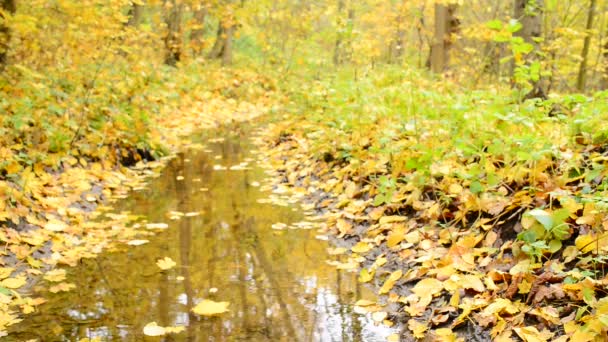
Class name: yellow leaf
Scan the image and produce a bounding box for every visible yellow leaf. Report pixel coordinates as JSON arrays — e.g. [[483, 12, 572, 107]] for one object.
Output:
[[379, 216, 406, 225], [514, 326, 553, 342], [576, 233, 608, 254], [146, 223, 169, 230], [461, 274, 485, 292], [352, 242, 371, 254], [407, 319, 428, 338], [412, 278, 443, 298], [336, 219, 352, 236], [386, 333, 400, 342], [164, 326, 185, 334], [0, 267, 14, 280], [192, 299, 230, 316], [127, 239, 149, 246], [43, 269, 67, 283], [386, 224, 406, 248], [372, 311, 387, 322], [49, 282, 76, 293], [156, 257, 176, 271], [143, 322, 166, 336], [354, 299, 376, 307], [1, 276, 26, 289], [45, 219, 67, 232], [359, 268, 374, 283], [379, 270, 402, 294]]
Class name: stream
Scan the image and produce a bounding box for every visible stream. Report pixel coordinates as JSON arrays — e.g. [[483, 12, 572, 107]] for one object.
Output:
[[7, 124, 396, 341]]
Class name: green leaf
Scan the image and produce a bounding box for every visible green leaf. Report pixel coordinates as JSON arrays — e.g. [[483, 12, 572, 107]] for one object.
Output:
[[528, 209, 554, 231], [0, 287, 11, 296], [469, 181, 483, 194], [552, 224, 571, 240], [507, 20, 523, 33], [486, 20, 503, 31], [548, 239, 562, 253]]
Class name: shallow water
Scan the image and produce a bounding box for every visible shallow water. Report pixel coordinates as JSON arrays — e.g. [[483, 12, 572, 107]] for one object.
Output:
[[7, 124, 395, 341]]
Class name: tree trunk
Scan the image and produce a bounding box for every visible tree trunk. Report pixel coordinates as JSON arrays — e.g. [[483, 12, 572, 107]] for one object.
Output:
[[207, 23, 225, 59], [163, 0, 183, 66], [576, 0, 596, 92], [127, 1, 143, 27], [191, 3, 207, 56], [430, 3, 458, 73], [333, 0, 345, 65], [603, 34, 608, 89], [221, 24, 233, 66], [0, 0, 16, 70], [389, 3, 406, 64], [513, 0, 545, 99]]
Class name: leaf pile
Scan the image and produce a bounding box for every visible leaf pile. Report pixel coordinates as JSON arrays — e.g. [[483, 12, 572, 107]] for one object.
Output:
[[260, 67, 608, 341]]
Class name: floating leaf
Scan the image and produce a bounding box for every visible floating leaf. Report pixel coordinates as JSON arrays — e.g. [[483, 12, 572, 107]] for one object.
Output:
[[192, 299, 230, 316], [49, 282, 76, 293], [372, 311, 387, 322], [156, 257, 177, 271], [146, 223, 169, 229], [143, 322, 166, 336], [127, 239, 149, 246]]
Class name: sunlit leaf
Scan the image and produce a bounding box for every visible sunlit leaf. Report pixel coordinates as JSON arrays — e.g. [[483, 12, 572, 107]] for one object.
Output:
[[156, 257, 177, 271], [192, 299, 230, 316]]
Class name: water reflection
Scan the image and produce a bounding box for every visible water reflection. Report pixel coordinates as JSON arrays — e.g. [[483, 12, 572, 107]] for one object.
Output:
[[8, 126, 395, 341]]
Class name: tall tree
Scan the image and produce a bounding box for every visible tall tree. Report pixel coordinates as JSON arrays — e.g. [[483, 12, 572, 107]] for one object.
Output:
[[513, 0, 545, 99], [208, 17, 235, 66], [430, 2, 458, 73], [191, 1, 207, 56], [163, 0, 183, 66], [576, 0, 597, 92], [0, 0, 16, 70], [388, 2, 407, 64], [333, 0, 346, 65], [604, 31, 608, 89], [207, 23, 225, 59]]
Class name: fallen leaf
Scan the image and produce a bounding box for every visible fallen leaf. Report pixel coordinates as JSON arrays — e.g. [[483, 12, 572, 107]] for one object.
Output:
[[379, 270, 402, 294], [146, 223, 169, 230], [43, 269, 67, 283], [352, 242, 372, 254], [127, 239, 149, 246], [156, 257, 177, 271], [514, 326, 554, 342], [192, 299, 230, 316], [408, 319, 428, 338], [1, 276, 26, 289], [49, 282, 76, 293], [372, 311, 387, 322], [45, 219, 67, 232], [143, 322, 166, 336]]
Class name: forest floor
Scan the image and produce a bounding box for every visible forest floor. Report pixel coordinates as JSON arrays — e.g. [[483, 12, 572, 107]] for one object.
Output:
[[0, 67, 276, 335], [257, 66, 608, 341], [3, 63, 608, 341]]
